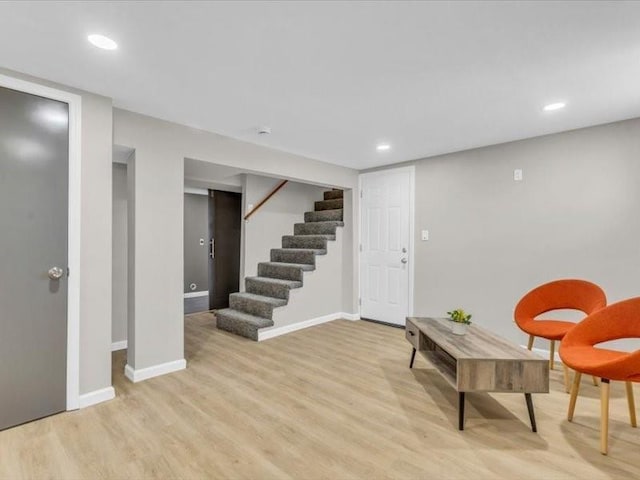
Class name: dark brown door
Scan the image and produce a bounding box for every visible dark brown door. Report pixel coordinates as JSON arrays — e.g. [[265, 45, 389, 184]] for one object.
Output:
[[208, 190, 242, 309]]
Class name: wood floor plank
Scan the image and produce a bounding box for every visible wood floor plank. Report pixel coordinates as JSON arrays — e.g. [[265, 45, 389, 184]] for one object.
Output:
[[1, 314, 639, 479]]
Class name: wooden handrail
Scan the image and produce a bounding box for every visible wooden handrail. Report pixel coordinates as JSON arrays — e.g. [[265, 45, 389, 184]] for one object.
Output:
[[244, 180, 288, 220]]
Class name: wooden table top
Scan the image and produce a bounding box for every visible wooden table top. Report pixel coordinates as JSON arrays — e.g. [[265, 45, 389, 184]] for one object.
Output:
[[407, 317, 546, 362]]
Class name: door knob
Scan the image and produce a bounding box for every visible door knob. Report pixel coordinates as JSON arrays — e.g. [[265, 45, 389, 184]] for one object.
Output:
[[48, 267, 64, 280], [401, 258, 408, 264]]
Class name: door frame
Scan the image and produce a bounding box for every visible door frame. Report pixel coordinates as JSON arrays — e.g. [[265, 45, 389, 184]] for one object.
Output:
[[358, 165, 415, 323], [0, 73, 82, 410]]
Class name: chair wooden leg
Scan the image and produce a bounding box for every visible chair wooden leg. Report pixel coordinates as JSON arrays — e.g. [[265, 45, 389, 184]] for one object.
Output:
[[549, 340, 555, 370], [527, 335, 534, 350], [601, 379, 610, 455], [626, 381, 637, 428], [562, 363, 571, 393], [568, 372, 582, 421], [592, 376, 599, 386]]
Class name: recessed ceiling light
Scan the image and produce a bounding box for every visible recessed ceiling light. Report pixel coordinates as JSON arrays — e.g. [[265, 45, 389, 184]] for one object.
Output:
[[376, 143, 391, 152], [88, 34, 118, 50], [543, 102, 566, 112]]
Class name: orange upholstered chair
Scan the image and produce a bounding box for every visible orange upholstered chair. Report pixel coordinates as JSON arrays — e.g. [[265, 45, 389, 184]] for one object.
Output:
[[514, 279, 607, 392], [560, 297, 640, 454]]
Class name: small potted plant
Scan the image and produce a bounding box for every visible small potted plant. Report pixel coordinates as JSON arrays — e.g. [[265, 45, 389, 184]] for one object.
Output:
[[447, 308, 472, 335]]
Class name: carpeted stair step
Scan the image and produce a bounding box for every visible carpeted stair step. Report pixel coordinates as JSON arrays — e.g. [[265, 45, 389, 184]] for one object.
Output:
[[323, 190, 343, 200], [216, 308, 273, 341], [218, 188, 347, 341], [304, 209, 343, 223], [270, 248, 325, 265], [257, 262, 315, 282], [245, 276, 302, 300], [314, 198, 343, 211], [282, 234, 334, 249], [294, 220, 344, 236], [229, 292, 287, 319]]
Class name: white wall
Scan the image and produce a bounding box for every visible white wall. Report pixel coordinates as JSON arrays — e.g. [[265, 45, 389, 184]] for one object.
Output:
[[0, 67, 114, 397], [112, 163, 128, 345], [366, 117, 640, 349]]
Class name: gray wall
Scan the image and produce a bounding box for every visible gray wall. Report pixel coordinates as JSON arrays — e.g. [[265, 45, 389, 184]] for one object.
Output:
[[242, 174, 357, 327], [78, 93, 113, 394], [368, 118, 640, 349], [112, 163, 128, 344], [242, 175, 327, 279], [184, 193, 209, 293], [270, 228, 347, 329], [0, 67, 114, 396], [113, 108, 359, 373]]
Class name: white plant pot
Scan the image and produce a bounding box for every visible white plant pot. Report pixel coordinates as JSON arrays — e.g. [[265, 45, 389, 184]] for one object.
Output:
[[450, 322, 469, 336]]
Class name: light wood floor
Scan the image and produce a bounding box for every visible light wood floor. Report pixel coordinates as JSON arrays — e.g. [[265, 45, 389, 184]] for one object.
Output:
[[1, 314, 640, 479]]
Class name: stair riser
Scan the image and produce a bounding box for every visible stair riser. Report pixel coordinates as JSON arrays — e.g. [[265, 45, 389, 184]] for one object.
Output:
[[245, 278, 292, 300], [216, 314, 260, 341], [229, 296, 275, 319], [282, 236, 330, 249], [258, 263, 304, 282], [294, 223, 340, 235], [323, 190, 344, 200], [304, 209, 343, 222], [271, 249, 317, 265], [315, 199, 343, 211]]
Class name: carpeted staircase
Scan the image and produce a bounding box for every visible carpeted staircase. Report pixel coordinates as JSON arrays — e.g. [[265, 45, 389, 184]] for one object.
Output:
[[216, 189, 344, 340]]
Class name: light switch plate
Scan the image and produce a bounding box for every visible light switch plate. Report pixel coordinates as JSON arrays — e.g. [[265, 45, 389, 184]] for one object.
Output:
[[514, 169, 523, 181], [421, 230, 429, 241]]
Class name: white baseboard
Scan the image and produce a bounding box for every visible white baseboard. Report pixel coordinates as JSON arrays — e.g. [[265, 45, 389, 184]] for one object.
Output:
[[111, 340, 128, 351], [78, 386, 115, 409], [258, 312, 359, 341], [184, 291, 208, 299], [520, 345, 562, 362], [124, 358, 187, 383]]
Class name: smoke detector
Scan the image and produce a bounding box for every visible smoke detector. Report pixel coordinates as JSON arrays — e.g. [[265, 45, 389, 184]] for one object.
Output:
[[257, 126, 272, 135]]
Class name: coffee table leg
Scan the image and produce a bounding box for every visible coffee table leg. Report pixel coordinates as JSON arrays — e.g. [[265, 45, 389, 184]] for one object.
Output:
[[459, 392, 465, 430], [525, 393, 537, 432], [409, 348, 416, 368]]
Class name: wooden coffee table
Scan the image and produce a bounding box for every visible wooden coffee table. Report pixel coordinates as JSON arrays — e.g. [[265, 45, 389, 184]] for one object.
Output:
[[406, 317, 549, 431]]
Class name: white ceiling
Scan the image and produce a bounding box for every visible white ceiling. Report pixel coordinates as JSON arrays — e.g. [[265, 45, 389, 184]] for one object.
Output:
[[2, 1, 640, 169]]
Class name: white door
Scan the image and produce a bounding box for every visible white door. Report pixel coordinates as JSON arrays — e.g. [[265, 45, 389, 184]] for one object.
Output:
[[360, 167, 414, 325]]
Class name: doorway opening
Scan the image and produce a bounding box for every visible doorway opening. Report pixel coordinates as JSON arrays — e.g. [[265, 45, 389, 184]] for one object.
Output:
[[183, 159, 244, 315]]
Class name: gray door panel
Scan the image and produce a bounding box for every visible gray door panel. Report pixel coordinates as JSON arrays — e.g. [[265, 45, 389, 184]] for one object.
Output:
[[0, 86, 68, 430]]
